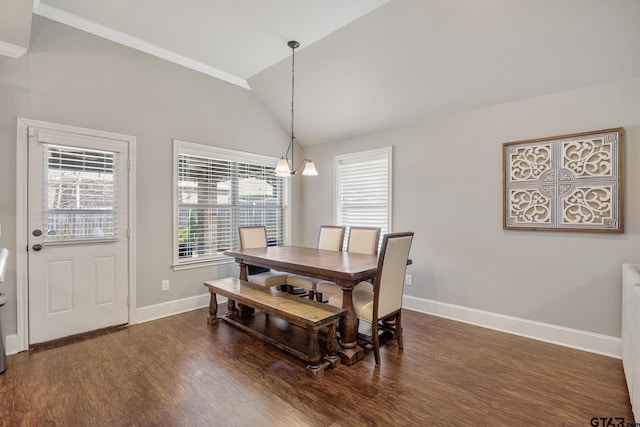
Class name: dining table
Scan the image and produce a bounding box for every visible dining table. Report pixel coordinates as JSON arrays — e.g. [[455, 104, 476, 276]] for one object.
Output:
[[224, 245, 379, 365]]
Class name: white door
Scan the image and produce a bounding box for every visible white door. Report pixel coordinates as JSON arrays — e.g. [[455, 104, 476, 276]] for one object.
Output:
[[28, 127, 129, 344]]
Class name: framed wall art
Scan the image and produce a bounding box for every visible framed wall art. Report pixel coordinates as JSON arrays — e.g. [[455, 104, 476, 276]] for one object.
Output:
[[503, 127, 624, 233]]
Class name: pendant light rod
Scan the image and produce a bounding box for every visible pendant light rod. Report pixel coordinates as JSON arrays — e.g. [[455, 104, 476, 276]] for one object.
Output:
[[274, 40, 318, 177], [289, 40, 297, 172]]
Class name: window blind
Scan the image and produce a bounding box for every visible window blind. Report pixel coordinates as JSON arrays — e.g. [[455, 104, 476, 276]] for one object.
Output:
[[335, 147, 391, 250], [175, 141, 286, 266], [45, 144, 118, 241]]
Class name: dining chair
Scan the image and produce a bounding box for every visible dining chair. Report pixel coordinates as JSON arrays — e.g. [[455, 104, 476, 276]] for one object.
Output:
[[315, 226, 381, 302], [317, 225, 346, 251], [238, 226, 288, 288], [287, 225, 346, 299], [328, 232, 414, 364]]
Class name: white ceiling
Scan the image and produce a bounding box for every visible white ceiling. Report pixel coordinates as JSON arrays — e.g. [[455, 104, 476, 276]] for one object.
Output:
[[32, 0, 640, 146], [33, 0, 390, 88]]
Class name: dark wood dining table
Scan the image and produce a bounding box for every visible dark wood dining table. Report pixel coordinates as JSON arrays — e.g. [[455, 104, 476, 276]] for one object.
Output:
[[224, 245, 378, 365]]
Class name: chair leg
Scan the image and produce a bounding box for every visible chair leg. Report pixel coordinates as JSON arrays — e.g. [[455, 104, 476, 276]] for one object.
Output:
[[396, 311, 403, 349], [372, 319, 380, 364]]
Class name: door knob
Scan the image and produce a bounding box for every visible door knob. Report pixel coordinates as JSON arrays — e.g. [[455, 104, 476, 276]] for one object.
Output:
[[32, 229, 42, 237], [32, 244, 43, 252]]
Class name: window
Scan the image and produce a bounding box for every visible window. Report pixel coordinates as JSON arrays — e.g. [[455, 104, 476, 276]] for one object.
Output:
[[335, 147, 392, 249], [46, 144, 119, 241], [173, 140, 288, 269]]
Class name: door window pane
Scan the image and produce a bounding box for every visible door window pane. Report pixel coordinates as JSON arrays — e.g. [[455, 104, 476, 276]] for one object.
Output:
[[45, 144, 118, 241]]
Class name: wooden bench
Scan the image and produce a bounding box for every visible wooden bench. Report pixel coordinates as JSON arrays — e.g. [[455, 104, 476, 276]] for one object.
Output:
[[204, 277, 346, 379]]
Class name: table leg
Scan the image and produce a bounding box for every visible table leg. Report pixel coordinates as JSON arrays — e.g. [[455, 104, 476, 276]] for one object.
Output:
[[338, 283, 365, 365], [207, 288, 219, 325], [239, 262, 248, 281]]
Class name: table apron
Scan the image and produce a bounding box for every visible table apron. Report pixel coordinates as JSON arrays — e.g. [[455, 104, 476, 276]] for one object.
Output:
[[233, 257, 375, 286]]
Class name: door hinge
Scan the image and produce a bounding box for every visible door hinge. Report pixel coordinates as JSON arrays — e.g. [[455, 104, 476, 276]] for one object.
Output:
[[127, 229, 130, 239], [127, 160, 131, 171], [27, 127, 36, 137]]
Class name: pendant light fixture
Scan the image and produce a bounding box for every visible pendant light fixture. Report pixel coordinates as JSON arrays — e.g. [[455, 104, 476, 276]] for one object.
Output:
[[274, 40, 318, 177]]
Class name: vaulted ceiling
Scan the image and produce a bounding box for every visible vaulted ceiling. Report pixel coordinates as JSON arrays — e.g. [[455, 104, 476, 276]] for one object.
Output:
[[30, 0, 640, 146]]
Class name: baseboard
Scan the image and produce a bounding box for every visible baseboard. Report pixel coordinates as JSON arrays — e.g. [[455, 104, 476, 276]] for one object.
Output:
[[8, 293, 619, 358], [403, 295, 621, 359], [5, 293, 219, 354], [5, 334, 21, 355], [135, 293, 212, 324]]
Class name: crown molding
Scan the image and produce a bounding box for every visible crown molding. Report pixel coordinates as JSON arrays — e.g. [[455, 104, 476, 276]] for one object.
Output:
[[32, 1, 251, 90], [0, 40, 27, 58]]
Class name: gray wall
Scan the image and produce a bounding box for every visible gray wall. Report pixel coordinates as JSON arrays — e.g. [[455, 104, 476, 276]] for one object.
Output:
[[2, 13, 637, 345], [0, 16, 296, 335], [302, 77, 640, 338], [0, 0, 32, 52]]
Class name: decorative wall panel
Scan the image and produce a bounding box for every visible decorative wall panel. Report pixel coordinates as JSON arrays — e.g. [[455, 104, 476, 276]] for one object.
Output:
[[503, 128, 624, 232]]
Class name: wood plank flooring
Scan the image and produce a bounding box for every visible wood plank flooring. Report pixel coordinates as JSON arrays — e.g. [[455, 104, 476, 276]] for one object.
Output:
[[0, 308, 633, 426]]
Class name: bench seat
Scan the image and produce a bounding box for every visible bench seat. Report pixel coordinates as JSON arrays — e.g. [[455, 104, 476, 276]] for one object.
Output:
[[204, 277, 346, 379]]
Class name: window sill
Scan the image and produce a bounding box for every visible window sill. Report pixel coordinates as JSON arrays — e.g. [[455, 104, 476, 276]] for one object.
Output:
[[172, 257, 235, 271]]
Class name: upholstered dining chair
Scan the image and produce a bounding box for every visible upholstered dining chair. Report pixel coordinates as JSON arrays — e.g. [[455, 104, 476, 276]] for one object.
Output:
[[316, 225, 346, 251], [287, 225, 346, 299], [315, 226, 381, 302], [328, 232, 414, 364], [238, 226, 288, 288]]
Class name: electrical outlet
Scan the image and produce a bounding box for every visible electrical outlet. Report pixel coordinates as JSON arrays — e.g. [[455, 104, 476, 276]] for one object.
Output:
[[405, 274, 413, 286], [161, 279, 169, 291]]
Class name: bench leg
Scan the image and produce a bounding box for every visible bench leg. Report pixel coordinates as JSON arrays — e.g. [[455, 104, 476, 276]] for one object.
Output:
[[234, 264, 255, 318], [307, 329, 321, 368], [325, 321, 341, 369], [227, 298, 237, 318], [207, 289, 219, 325], [237, 303, 254, 318], [306, 329, 327, 379]]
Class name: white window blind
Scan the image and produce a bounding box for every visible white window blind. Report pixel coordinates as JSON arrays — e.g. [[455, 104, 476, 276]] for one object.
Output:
[[174, 140, 287, 268], [335, 147, 392, 249], [45, 144, 118, 241]]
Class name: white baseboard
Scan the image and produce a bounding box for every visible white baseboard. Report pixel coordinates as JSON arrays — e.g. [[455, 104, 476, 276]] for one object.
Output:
[[5, 334, 21, 355], [5, 293, 219, 355], [135, 293, 212, 324], [403, 295, 621, 359], [6, 293, 619, 359]]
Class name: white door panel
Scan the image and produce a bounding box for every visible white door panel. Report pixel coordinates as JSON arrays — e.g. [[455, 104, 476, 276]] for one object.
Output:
[[28, 126, 129, 344]]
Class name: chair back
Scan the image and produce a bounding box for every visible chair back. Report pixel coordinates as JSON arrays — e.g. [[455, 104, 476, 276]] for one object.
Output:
[[374, 232, 414, 319], [317, 226, 346, 251], [238, 226, 267, 249], [347, 227, 381, 255]]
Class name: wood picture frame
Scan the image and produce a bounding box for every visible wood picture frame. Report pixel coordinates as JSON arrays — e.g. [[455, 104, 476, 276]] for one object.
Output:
[[503, 127, 624, 233]]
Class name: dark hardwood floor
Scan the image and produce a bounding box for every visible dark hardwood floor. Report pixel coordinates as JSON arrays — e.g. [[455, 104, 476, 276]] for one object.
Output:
[[0, 307, 633, 426]]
